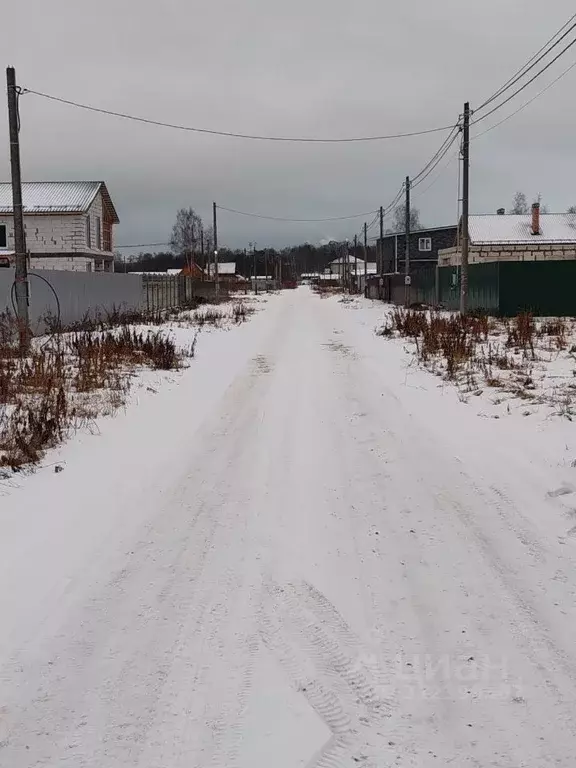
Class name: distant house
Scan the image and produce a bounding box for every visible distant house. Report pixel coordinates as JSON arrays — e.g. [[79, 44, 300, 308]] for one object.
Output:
[[206, 261, 236, 280], [0, 181, 119, 272], [379, 225, 457, 274], [179, 263, 205, 279], [206, 262, 243, 282]]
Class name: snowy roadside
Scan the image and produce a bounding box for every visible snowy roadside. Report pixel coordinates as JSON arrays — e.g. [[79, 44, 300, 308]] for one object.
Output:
[[0, 293, 266, 476], [375, 304, 576, 422], [326, 293, 576, 475]]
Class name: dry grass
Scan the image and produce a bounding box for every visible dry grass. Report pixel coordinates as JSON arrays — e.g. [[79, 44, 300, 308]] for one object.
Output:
[[378, 307, 576, 415], [0, 314, 195, 470]]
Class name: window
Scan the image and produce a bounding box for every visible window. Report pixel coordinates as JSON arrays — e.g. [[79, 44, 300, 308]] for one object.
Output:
[[419, 237, 432, 252], [95, 216, 102, 250], [0, 224, 6, 249], [86, 217, 92, 249]]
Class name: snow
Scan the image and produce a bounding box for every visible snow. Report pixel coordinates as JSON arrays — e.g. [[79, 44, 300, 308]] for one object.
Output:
[[2, 288, 576, 765]]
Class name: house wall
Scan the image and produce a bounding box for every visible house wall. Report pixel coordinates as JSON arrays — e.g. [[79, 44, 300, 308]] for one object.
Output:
[[30, 256, 94, 272], [439, 243, 576, 267], [380, 227, 457, 273], [0, 191, 114, 263]]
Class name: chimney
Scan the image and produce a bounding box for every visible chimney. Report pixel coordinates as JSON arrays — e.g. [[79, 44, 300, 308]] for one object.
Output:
[[496, 208, 505, 215], [531, 202, 540, 235]]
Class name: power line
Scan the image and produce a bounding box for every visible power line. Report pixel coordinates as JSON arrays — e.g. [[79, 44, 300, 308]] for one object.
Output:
[[472, 34, 576, 124], [216, 205, 378, 222], [116, 242, 171, 249], [412, 149, 459, 199], [411, 124, 461, 184], [22, 88, 455, 144], [476, 13, 576, 112], [472, 58, 576, 140], [411, 131, 461, 190]]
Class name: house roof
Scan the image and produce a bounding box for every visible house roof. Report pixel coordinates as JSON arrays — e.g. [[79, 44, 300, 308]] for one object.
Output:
[[381, 224, 457, 238], [207, 262, 236, 275], [0, 181, 119, 222], [469, 213, 576, 245]]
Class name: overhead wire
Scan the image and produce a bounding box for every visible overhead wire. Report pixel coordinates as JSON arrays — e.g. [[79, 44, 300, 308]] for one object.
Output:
[[475, 13, 576, 112], [21, 88, 455, 144], [472, 34, 576, 124], [215, 205, 378, 222], [472, 58, 576, 140], [116, 242, 171, 249]]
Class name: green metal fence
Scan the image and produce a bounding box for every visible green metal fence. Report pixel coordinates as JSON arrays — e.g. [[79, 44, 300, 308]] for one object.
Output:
[[438, 261, 576, 316], [438, 262, 500, 313]]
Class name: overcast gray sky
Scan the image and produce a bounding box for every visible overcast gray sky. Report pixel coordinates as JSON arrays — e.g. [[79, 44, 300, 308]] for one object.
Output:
[[2, 0, 576, 252]]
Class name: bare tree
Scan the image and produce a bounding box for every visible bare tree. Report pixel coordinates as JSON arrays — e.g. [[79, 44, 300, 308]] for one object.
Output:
[[568, 205, 576, 214], [170, 207, 203, 268], [389, 205, 422, 233], [509, 191, 528, 215]]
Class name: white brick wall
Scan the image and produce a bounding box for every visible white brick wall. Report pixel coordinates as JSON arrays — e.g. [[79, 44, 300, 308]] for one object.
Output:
[[31, 256, 93, 272], [0, 191, 114, 257], [438, 244, 576, 267]]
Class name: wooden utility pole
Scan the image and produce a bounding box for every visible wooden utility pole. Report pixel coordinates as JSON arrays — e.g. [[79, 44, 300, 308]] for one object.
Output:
[[460, 102, 470, 315], [404, 176, 411, 307], [6, 67, 29, 349], [253, 243, 258, 295], [353, 235, 358, 294], [379, 205, 384, 284], [213, 202, 219, 298], [200, 226, 205, 280], [264, 248, 268, 292], [363, 222, 368, 296]]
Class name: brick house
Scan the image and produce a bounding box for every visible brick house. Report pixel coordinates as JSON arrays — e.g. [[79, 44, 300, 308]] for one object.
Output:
[[436, 205, 576, 315], [438, 205, 576, 267], [0, 181, 120, 272]]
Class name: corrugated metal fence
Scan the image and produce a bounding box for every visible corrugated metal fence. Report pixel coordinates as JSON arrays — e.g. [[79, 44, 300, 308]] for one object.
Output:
[[374, 261, 576, 316]]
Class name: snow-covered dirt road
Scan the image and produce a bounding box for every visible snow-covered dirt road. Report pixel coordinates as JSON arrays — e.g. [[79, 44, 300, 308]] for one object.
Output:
[[2, 288, 576, 767]]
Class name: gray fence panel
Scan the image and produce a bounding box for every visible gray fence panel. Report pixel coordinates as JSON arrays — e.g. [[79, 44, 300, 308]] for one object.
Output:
[[0, 269, 144, 334]]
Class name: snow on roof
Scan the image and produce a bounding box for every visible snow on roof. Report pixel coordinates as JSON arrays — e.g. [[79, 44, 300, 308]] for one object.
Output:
[[166, 269, 182, 275], [207, 262, 236, 275], [470, 213, 576, 245], [0, 181, 119, 222], [330, 257, 365, 265], [350, 263, 377, 274]]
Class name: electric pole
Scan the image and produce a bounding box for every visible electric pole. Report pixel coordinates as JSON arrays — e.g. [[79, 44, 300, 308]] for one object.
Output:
[[405, 176, 411, 307], [460, 102, 470, 315], [354, 235, 358, 294], [7, 67, 29, 349], [379, 205, 384, 286], [252, 243, 258, 295], [363, 222, 368, 296], [213, 202, 219, 298], [200, 226, 205, 280], [264, 248, 268, 292]]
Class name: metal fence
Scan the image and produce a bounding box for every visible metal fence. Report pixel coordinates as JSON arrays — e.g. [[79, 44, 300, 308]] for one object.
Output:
[[0, 270, 228, 334]]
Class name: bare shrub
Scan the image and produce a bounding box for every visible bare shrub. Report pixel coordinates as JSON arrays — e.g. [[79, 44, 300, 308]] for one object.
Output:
[[193, 308, 225, 327], [0, 324, 194, 469], [231, 303, 255, 324]]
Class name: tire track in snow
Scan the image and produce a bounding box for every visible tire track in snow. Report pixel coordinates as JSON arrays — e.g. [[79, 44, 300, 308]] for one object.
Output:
[[261, 581, 393, 768]]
